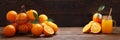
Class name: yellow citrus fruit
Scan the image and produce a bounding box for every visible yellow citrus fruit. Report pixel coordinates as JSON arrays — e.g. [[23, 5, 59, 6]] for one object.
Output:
[[31, 24, 43, 36], [16, 13, 28, 24], [26, 9, 38, 20], [39, 14, 48, 23], [3, 25, 16, 37], [41, 23, 54, 36], [91, 22, 101, 33], [6, 10, 17, 22], [44, 21, 58, 34]]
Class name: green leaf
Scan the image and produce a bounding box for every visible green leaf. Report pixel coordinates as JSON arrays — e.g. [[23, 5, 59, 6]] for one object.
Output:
[[31, 12, 39, 24], [33, 12, 39, 22], [47, 18, 54, 22], [98, 5, 105, 11], [31, 21, 39, 24]]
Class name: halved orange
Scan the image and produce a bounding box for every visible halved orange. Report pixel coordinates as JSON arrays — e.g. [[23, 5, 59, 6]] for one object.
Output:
[[83, 21, 94, 33], [91, 22, 101, 33], [83, 24, 91, 33], [41, 23, 54, 36], [44, 21, 58, 34]]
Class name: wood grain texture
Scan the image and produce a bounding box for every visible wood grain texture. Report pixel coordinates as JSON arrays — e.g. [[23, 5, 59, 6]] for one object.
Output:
[[1, 27, 120, 40]]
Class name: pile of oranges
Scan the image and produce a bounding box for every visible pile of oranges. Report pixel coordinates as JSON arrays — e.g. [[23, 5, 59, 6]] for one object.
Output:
[[83, 13, 102, 33], [3, 9, 58, 37]]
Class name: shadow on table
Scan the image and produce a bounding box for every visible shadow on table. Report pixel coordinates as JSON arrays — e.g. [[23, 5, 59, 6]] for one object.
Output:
[[0, 33, 56, 38]]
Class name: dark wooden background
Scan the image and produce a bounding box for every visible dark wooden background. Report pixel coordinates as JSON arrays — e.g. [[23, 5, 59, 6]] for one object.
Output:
[[0, 0, 120, 27]]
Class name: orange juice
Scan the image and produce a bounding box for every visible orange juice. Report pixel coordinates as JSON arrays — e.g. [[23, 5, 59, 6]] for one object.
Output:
[[102, 16, 113, 33]]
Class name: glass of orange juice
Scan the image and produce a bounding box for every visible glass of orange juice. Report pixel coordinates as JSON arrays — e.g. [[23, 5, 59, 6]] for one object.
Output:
[[102, 15, 113, 33]]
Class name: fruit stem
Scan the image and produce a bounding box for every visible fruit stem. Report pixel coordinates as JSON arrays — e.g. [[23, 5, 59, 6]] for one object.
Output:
[[21, 5, 26, 12]]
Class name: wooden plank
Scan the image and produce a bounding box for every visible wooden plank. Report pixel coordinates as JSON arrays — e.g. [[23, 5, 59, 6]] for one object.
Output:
[[1, 27, 120, 40], [0, 0, 120, 27]]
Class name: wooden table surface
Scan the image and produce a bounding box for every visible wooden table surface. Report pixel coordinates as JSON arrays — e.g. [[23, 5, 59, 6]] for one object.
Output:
[[1, 27, 120, 40]]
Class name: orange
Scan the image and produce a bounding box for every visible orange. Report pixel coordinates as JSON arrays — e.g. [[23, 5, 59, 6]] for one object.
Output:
[[91, 22, 101, 33], [93, 13, 102, 23], [6, 10, 17, 22], [12, 23, 17, 27], [44, 21, 58, 34], [31, 24, 43, 36], [16, 13, 28, 24], [41, 23, 54, 36], [18, 24, 29, 33], [3, 25, 16, 37], [83, 21, 94, 33], [26, 21, 32, 32], [11, 23, 17, 30], [39, 14, 48, 23], [26, 9, 38, 20]]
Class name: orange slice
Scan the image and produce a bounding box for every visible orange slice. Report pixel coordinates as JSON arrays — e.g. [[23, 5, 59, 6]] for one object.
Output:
[[83, 21, 94, 33], [42, 23, 54, 36], [91, 22, 101, 33], [44, 21, 58, 34], [83, 24, 91, 33]]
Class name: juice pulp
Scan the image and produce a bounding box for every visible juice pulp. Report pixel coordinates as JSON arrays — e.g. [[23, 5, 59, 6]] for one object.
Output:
[[102, 16, 113, 33]]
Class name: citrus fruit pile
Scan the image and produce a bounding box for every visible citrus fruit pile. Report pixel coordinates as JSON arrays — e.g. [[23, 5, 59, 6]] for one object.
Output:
[[3, 9, 58, 37], [83, 13, 102, 33]]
